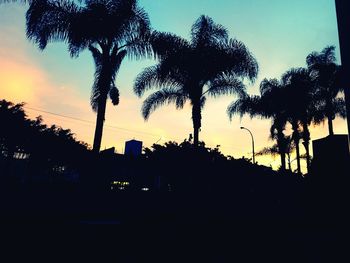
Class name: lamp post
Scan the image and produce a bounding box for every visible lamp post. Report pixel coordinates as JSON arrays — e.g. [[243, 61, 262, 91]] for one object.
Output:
[[241, 126, 255, 164]]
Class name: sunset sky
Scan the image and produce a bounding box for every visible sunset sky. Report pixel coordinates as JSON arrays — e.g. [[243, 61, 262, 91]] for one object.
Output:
[[0, 0, 348, 172]]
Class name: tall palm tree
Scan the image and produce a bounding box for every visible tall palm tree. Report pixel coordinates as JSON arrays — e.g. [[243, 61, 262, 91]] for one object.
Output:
[[281, 67, 315, 174], [25, 0, 151, 152], [228, 78, 288, 170], [284, 136, 295, 171], [134, 15, 258, 146], [306, 46, 346, 136], [256, 135, 295, 171]]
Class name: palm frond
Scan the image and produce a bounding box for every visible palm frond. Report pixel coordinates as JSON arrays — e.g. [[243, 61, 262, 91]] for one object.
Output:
[[191, 15, 228, 47], [150, 31, 191, 59], [89, 44, 104, 112], [26, 0, 80, 52], [110, 49, 127, 83], [256, 144, 279, 157], [281, 67, 310, 85], [141, 88, 187, 120], [134, 64, 184, 97], [90, 81, 101, 112], [322, 45, 336, 64], [307, 46, 336, 67], [217, 41, 256, 83], [306, 52, 320, 68], [259, 78, 280, 96], [200, 96, 206, 109], [89, 44, 103, 69], [334, 97, 347, 118], [227, 95, 261, 120], [206, 74, 246, 98], [269, 118, 286, 141], [26, 0, 152, 57]]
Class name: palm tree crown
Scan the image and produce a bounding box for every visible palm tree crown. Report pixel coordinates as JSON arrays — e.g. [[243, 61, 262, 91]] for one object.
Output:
[[26, 0, 152, 152], [306, 46, 346, 135], [134, 15, 258, 146], [228, 78, 289, 170], [281, 67, 316, 174]]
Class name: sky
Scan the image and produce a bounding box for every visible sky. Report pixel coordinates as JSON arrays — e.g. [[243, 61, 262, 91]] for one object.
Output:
[[0, 0, 348, 172]]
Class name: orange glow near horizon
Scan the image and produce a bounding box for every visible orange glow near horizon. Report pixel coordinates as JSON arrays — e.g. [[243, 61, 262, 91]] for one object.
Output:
[[1, 52, 348, 174], [0, 2, 349, 174], [0, 60, 40, 104]]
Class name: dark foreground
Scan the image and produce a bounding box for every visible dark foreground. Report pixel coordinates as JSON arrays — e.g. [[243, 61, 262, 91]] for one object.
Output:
[[0, 181, 347, 263]]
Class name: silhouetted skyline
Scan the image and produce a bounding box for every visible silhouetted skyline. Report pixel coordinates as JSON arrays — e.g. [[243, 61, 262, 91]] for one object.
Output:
[[0, 0, 347, 172], [0, 2, 349, 259]]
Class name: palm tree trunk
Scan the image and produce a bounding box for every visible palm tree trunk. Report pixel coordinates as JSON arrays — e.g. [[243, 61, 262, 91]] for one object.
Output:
[[295, 139, 301, 174], [192, 100, 202, 147], [326, 97, 335, 136], [277, 129, 286, 171], [292, 123, 301, 174], [327, 115, 334, 136], [304, 141, 311, 174], [193, 127, 199, 147], [287, 153, 292, 171], [280, 152, 286, 171], [302, 123, 311, 174], [93, 95, 108, 153]]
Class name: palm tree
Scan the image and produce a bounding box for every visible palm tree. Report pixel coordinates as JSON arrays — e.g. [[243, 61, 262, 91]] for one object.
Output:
[[306, 46, 346, 136], [134, 15, 258, 146], [256, 135, 295, 171], [281, 67, 315, 174], [284, 136, 295, 171], [25, 0, 151, 152], [228, 78, 288, 170]]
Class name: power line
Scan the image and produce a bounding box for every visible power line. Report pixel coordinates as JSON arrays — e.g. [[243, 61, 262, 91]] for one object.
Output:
[[23, 105, 251, 153], [24, 106, 161, 138]]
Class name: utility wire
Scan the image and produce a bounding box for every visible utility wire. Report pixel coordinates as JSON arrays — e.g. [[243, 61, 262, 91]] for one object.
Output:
[[24, 106, 161, 138], [23, 105, 245, 152]]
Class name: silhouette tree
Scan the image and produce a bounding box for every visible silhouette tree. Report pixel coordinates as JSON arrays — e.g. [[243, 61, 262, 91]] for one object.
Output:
[[228, 78, 288, 170], [256, 135, 295, 171], [0, 99, 88, 180], [0, 100, 27, 159], [283, 136, 295, 171], [26, 0, 151, 152], [134, 15, 258, 146], [306, 46, 346, 135], [282, 68, 316, 174]]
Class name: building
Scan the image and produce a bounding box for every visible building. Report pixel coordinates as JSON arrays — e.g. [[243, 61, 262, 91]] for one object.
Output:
[[311, 135, 349, 180], [124, 139, 143, 156]]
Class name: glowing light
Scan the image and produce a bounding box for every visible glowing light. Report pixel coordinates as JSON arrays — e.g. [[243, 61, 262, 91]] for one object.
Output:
[[112, 181, 130, 186]]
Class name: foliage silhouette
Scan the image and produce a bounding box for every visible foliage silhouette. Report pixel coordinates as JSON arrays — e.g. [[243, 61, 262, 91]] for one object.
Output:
[[0, 99, 89, 183], [256, 136, 297, 171], [281, 67, 316, 174], [306, 46, 346, 136], [0, 2, 347, 258], [25, 0, 152, 152], [134, 15, 258, 146], [228, 78, 289, 170], [142, 138, 302, 194]]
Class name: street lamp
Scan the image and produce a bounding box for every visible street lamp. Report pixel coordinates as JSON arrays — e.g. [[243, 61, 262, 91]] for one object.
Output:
[[240, 126, 255, 164]]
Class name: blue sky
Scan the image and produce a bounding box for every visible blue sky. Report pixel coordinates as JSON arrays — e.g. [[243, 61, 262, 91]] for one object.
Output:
[[0, 0, 347, 171]]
